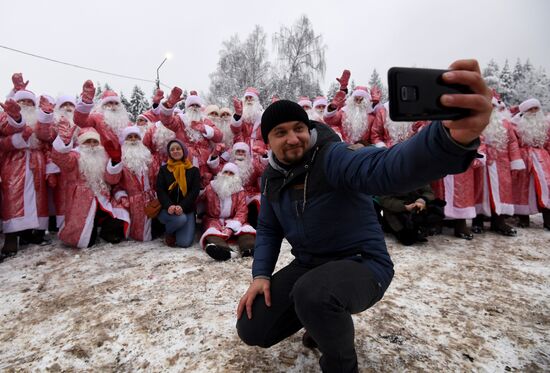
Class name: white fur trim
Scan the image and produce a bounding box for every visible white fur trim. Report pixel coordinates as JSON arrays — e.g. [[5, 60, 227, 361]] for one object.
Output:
[[487, 163, 515, 216], [475, 165, 491, 217], [225, 219, 242, 232], [199, 227, 230, 249], [207, 155, 220, 169], [324, 107, 338, 118], [37, 110, 54, 124], [46, 162, 61, 174], [52, 136, 74, 153], [233, 142, 250, 153], [510, 159, 526, 170], [222, 162, 240, 177], [531, 152, 550, 208], [313, 97, 328, 108], [76, 99, 94, 114], [443, 174, 477, 219], [220, 151, 230, 162], [351, 89, 371, 100], [219, 196, 233, 219], [519, 98, 541, 113], [13, 90, 37, 105], [101, 96, 120, 106], [203, 125, 214, 139], [107, 159, 123, 175], [11, 133, 29, 149], [235, 224, 256, 235], [7, 115, 25, 129], [160, 103, 175, 116], [185, 95, 202, 108], [231, 118, 243, 128], [76, 199, 97, 248], [374, 142, 386, 148], [56, 95, 76, 108], [114, 190, 128, 200], [298, 98, 312, 107]]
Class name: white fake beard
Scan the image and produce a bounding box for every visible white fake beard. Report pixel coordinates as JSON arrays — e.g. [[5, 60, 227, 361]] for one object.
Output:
[[343, 98, 369, 143], [137, 120, 154, 137], [207, 115, 220, 126], [483, 110, 509, 149], [497, 109, 512, 122], [242, 100, 263, 123], [54, 108, 75, 125], [20, 105, 37, 128], [101, 106, 130, 133], [183, 108, 205, 142], [233, 157, 253, 184], [122, 140, 152, 176], [308, 108, 324, 122], [516, 111, 549, 148], [153, 123, 175, 153], [78, 145, 109, 195], [218, 118, 234, 146], [211, 174, 243, 200], [386, 117, 413, 145]]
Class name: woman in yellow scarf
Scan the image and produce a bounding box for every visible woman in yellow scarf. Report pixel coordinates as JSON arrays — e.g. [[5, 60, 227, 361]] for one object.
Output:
[[156, 140, 201, 247]]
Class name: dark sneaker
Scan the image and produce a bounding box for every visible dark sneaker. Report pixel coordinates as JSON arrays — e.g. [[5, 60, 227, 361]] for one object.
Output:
[[164, 234, 176, 247], [205, 244, 231, 261]]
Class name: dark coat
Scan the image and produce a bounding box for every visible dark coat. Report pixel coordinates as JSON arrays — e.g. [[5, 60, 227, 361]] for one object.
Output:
[[156, 165, 200, 213]]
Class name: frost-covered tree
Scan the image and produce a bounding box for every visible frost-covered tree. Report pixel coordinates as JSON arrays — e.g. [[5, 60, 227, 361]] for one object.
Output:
[[499, 60, 515, 104], [271, 15, 326, 100], [482, 59, 501, 91], [128, 85, 150, 121], [120, 92, 131, 115], [512, 58, 524, 87], [94, 82, 103, 100], [368, 68, 388, 102], [208, 26, 270, 107]]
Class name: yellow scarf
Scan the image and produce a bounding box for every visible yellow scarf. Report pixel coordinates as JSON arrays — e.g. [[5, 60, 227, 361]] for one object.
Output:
[[167, 158, 193, 196]]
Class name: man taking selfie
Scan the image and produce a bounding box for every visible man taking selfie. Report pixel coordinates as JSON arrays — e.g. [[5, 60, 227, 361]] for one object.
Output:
[[236, 59, 492, 372]]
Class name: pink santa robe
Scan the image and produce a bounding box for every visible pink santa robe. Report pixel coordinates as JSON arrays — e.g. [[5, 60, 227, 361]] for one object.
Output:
[[142, 121, 176, 182], [323, 107, 376, 145], [0, 111, 51, 233], [50, 137, 130, 248], [230, 114, 267, 158], [113, 166, 157, 242], [369, 110, 420, 148], [513, 126, 550, 214], [198, 186, 256, 249], [474, 121, 526, 216], [74, 99, 128, 148]]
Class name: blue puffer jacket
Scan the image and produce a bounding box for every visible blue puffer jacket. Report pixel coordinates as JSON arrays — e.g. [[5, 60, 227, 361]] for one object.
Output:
[[252, 121, 479, 295]]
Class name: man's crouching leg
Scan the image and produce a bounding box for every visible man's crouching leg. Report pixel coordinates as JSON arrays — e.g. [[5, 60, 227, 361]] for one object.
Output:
[[291, 260, 382, 373], [236, 260, 309, 348]]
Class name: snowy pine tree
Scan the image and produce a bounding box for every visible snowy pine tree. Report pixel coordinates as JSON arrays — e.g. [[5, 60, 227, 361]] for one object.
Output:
[[499, 60, 515, 104], [482, 59, 501, 91], [368, 68, 388, 102], [120, 92, 131, 115], [94, 82, 103, 100], [326, 81, 340, 101], [128, 86, 150, 122]]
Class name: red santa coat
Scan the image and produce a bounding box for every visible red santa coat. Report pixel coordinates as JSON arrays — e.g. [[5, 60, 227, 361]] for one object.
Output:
[[142, 121, 176, 185], [231, 114, 267, 157], [513, 126, 550, 213], [323, 107, 376, 144], [474, 121, 526, 216], [159, 105, 223, 186], [50, 137, 130, 248], [74, 100, 126, 147], [198, 186, 256, 248], [0, 112, 50, 233], [114, 166, 157, 241], [369, 113, 420, 148]]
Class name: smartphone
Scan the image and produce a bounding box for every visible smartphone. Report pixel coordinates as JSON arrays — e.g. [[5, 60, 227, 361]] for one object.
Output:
[[387, 67, 472, 121]]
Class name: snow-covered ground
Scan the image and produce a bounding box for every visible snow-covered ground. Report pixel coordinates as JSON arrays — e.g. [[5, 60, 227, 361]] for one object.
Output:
[[1, 215, 548, 372]]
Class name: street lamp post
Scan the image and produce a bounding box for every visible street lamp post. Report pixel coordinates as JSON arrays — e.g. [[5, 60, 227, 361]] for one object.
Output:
[[156, 53, 172, 89]]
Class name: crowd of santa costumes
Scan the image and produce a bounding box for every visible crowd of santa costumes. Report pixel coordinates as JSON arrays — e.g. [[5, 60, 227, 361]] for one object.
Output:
[[1, 70, 549, 261]]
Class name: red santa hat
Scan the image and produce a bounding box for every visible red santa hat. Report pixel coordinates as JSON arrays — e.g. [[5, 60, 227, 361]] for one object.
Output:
[[185, 92, 203, 108], [205, 104, 220, 116], [120, 125, 142, 144], [297, 96, 313, 108], [77, 127, 100, 145], [232, 142, 250, 155], [222, 162, 240, 177], [243, 87, 260, 100], [13, 90, 37, 105], [519, 98, 541, 113], [351, 86, 371, 100], [56, 95, 76, 108], [100, 90, 121, 106], [138, 111, 156, 123], [313, 96, 328, 108]]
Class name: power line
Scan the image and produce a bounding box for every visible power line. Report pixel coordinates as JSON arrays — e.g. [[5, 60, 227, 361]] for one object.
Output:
[[0, 44, 173, 89]]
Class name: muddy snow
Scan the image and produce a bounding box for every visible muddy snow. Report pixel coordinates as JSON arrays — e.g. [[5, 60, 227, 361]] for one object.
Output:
[[0, 215, 548, 372]]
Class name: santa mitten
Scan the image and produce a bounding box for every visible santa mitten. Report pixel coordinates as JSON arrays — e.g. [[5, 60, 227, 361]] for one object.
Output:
[[190, 121, 205, 133], [152, 89, 164, 105], [213, 143, 226, 156], [12, 73, 29, 92], [81, 80, 96, 104], [233, 97, 243, 116], [331, 90, 346, 110], [166, 87, 184, 108], [103, 138, 122, 163], [39, 95, 55, 114], [252, 145, 267, 156], [22, 126, 34, 141], [0, 99, 22, 121], [336, 69, 351, 91], [57, 116, 76, 144]]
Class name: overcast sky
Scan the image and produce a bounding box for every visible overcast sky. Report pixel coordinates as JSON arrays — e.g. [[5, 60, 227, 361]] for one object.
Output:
[[1, 0, 548, 102]]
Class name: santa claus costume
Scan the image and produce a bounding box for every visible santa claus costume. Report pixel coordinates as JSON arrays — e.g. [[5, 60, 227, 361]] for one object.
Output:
[[200, 163, 256, 261], [0, 90, 51, 257], [230, 87, 267, 158], [324, 86, 377, 145], [114, 126, 158, 242], [471, 99, 526, 235], [512, 98, 550, 229], [369, 102, 418, 148], [50, 127, 130, 248], [310, 96, 328, 124]]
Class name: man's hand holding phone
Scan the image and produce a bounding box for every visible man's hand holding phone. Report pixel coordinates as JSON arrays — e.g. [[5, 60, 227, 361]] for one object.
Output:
[[440, 59, 492, 146]]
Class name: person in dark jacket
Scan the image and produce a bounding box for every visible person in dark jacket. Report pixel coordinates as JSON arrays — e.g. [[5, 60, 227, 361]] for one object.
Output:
[[236, 60, 493, 372], [156, 139, 200, 247], [376, 184, 445, 245]]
